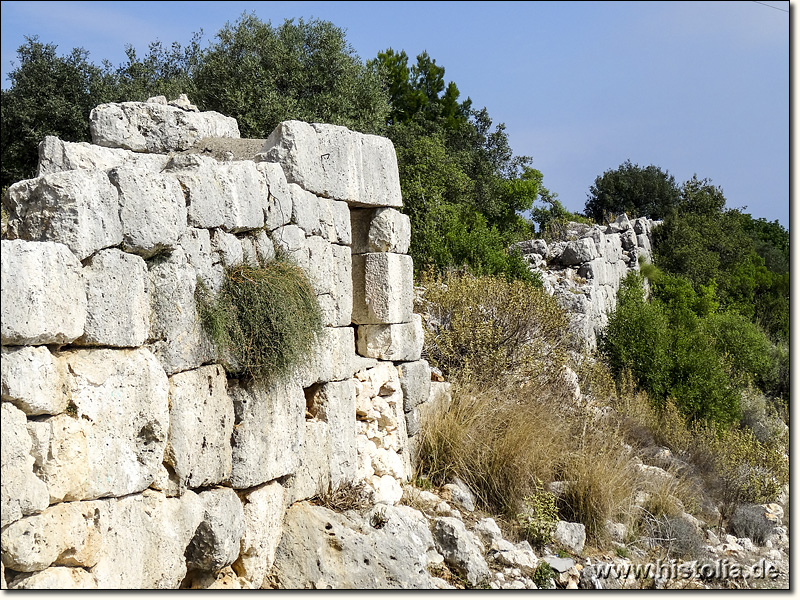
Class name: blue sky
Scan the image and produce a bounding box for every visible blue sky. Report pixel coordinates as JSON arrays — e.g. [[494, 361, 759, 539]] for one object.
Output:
[[0, 1, 790, 226]]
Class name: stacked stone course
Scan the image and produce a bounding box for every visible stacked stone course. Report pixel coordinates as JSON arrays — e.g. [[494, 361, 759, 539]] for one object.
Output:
[[0, 97, 445, 589]]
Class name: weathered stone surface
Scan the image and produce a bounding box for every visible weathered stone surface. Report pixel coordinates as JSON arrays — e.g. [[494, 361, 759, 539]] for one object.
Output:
[[493, 540, 538, 570], [418, 381, 453, 430], [270, 502, 444, 589], [473, 518, 503, 548], [211, 228, 244, 267], [261, 121, 402, 208], [290, 183, 323, 237], [167, 154, 226, 229], [554, 520, 586, 555], [256, 161, 292, 230], [397, 359, 431, 414], [290, 420, 331, 503], [38, 135, 169, 176], [296, 327, 358, 387], [2, 240, 87, 346], [148, 248, 215, 375], [356, 315, 424, 361], [331, 201, 352, 245], [350, 207, 411, 254], [442, 478, 476, 513], [89, 490, 205, 588], [178, 227, 224, 294], [5, 170, 122, 260], [186, 487, 246, 571], [1, 403, 49, 527], [233, 481, 286, 588], [90, 100, 239, 153], [217, 161, 266, 232], [560, 238, 598, 266], [164, 365, 232, 490], [229, 376, 305, 489], [108, 166, 187, 258], [306, 380, 358, 487], [1, 346, 67, 415], [0, 500, 103, 572], [352, 253, 414, 324], [8, 566, 98, 589], [77, 248, 150, 347], [33, 348, 169, 503], [432, 517, 490, 586]]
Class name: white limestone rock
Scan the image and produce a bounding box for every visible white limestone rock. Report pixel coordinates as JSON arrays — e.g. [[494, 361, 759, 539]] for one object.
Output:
[[289, 183, 323, 237], [33, 348, 169, 503], [89, 490, 205, 588], [290, 420, 331, 503], [109, 166, 187, 258], [5, 170, 122, 261], [90, 100, 239, 153], [356, 315, 424, 361], [554, 520, 586, 555], [178, 227, 224, 294], [8, 566, 97, 590], [76, 248, 150, 347], [473, 518, 504, 548], [432, 517, 491, 586], [1, 240, 87, 346], [233, 481, 286, 589], [229, 376, 305, 489], [350, 207, 411, 254], [256, 161, 293, 230], [148, 248, 215, 375], [306, 380, 358, 487], [211, 228, 244, 267], [0, 403, 49, 527], [560, 238, 598, 266], [164, 365, 233, 490], [261, 121, 325, 198], [0, 500, 104, 572], [296, 326, 358, 386], [167, 154, 226, 229], [397, 359, 431, 414], [217, 161, 267, 232], [299, 238, 352, 327], [37, 135, 169, 176], [186, 487, 246, 572], [352, 253, 414, 324], [1, 346, 68, 415]]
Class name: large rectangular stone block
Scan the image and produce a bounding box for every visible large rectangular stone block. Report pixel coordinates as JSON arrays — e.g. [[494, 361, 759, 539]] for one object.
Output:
[[305, 380, 358, 488], [1, 346, 68, 416], [38, 136, 170, 176], [295, 327, 358, 387], [229, 376, 305, 489], [396, 359, 432, 413], [167, 155, 226, 229], [1, 240, 87, 346], [352, 253, 414, 324], [256, 162, 292, 231], [356, 315, 424, 361], [350, 207, 410, 254], [233, 481, 286, 589], [217, 162, 266, 233], [5, 170, 122, 261]]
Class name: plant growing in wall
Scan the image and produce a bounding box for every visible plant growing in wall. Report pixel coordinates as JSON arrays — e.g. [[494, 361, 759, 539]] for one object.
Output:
[[196, 254, 322, 383]]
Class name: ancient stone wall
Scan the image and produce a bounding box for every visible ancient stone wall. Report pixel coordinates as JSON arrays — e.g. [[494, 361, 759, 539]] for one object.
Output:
[[0, 96, 447, 589]]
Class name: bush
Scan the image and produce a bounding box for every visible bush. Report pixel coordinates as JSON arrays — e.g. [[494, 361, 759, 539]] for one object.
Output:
[[196, 255, 322, 383], [517, 481, 560, 546], [416, 271, 571, 385], [728, 504, 774, 545]]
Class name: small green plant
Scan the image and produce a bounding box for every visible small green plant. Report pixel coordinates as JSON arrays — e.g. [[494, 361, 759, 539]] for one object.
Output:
[[532, 561, 556, 589], [615, 546, 630, 558], [517, 480, 559, 547], [196, 255, 322, 383]]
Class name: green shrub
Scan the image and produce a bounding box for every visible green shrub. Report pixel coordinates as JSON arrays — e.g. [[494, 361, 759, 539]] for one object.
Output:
[[196, 256, 322, 383], [532, 561, 556, 589], [517, 481, 560, 547]]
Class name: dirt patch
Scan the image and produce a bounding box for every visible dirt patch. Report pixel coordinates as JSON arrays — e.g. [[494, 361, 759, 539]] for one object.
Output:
[[177, 137, 268, 162]]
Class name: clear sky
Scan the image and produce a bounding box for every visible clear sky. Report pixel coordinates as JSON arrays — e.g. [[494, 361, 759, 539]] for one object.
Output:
[[0, 0, 790, 226]]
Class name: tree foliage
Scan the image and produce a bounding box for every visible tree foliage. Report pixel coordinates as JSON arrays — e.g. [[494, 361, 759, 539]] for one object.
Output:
[[584, 160, 681, 223]]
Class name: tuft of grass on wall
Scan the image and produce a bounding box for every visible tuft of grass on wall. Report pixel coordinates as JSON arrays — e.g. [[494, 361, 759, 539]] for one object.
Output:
[[196, 257, 322, 383]]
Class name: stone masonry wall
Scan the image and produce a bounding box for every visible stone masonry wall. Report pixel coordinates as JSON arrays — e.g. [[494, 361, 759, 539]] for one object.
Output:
[[0, 96, 447, 589]]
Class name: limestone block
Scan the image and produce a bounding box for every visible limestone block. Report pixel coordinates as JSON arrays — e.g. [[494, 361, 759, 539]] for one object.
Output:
[[352, 253, 414, 324], [633, 217, 650, 235], [90, 100, 239, 153], [351, 207, 411, 254], [76, 249, 150, 347], [229, 376, 305, 489], [0, 501, 103, 571], [1, 403, 49, 527], [296, 326, 358, 386], [167, 154, 226, 228], [217, 161, 266, 232], [637, 233, 652, 254], [290, 420, 331, 503], [270, 224, 306, 259], [38, 136, 170, 176], [34, 348, 169, 503], [2, 240, 86, 346], [305, 380, 358, 487], [357, 315, 424, 361], [309, 123, 364, 202], [397, 359, 431, 413], [89, 490, 205, 588], [233, 481, 286, 588], [604, 233, 623, 263], [308, 241, 352, 327], [620, 228, 637, 251], [473, 518, 504, 548], [254, 229, 276, 264], [8, 566, 97, 589], [290, 183, 323, 237], [560, 238, 598, 266], [178, 227, 224, 294], [256, 161, 292, 230], [433, 517, 491, 586], [165, 365, 233, 490], [354, 130, 403, 208], [418, 382, 452, 430], [186, 487, 246, 571], [211, 228, 244, 268], [149, 249, 215, 375], [606, 213, 632, 233], [1, 346, 67, 415], [554, 520, 586, 555], [108, 166, 187, 258], [261, 121, 325, 198], [405, 408, 420, 437], [331, 200, 352, 245]]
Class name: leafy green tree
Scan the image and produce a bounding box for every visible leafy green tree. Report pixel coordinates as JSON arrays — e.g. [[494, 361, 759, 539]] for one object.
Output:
[[585, 160, 681, 222], [1, 37, 115, 187], [194, 14, 389, 137]]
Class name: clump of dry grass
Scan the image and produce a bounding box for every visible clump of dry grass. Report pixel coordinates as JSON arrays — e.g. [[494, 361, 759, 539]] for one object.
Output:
[[311, 480, 370, 512]]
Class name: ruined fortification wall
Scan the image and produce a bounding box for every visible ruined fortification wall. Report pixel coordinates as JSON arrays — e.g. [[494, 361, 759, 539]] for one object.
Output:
[[0, 96, 447, 589]]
